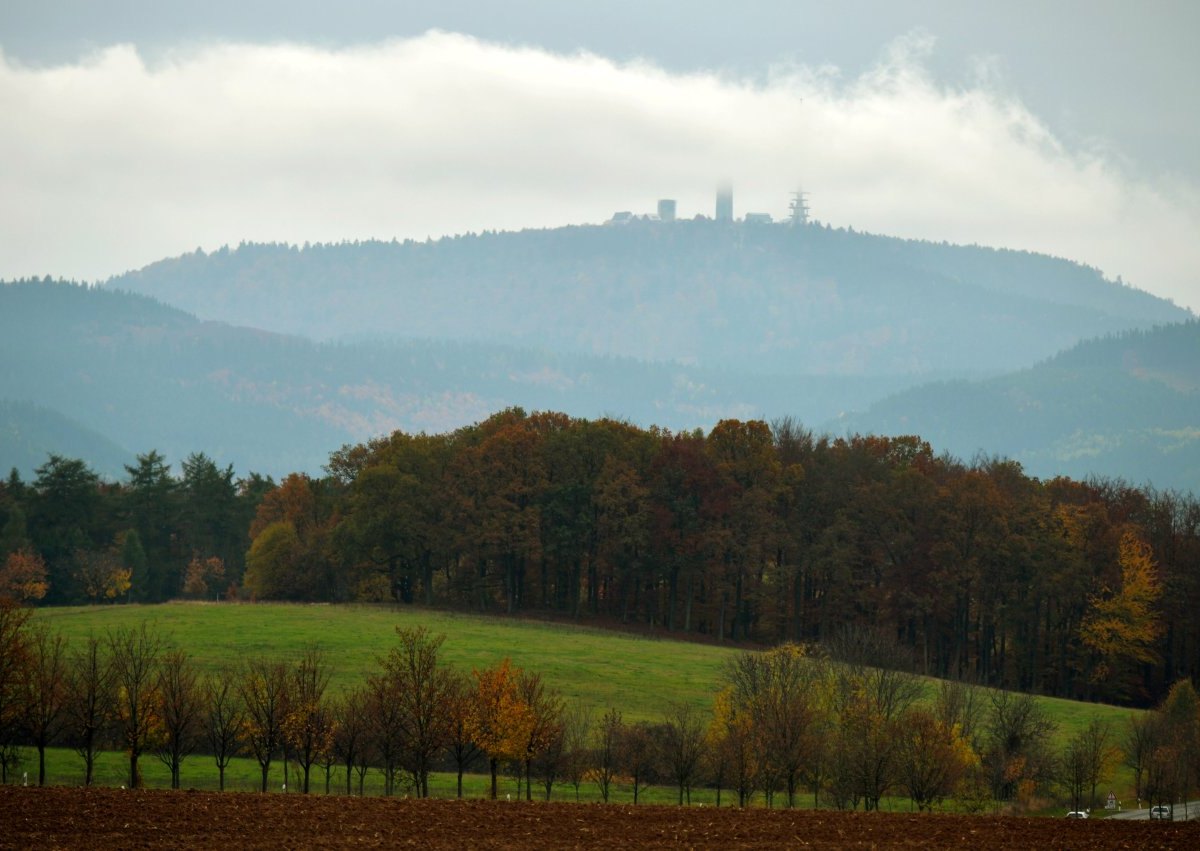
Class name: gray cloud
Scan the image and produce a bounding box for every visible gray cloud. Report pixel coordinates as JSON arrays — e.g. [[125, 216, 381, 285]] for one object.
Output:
[[1, 31, 1197, 310]]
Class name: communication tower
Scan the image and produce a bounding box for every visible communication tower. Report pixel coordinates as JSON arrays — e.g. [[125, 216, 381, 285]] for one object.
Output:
[[789, 189, 811, 226], [715, 183, 733, 222]]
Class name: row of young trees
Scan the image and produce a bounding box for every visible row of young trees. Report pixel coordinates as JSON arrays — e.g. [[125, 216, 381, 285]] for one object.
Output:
[[4, 409, 1200, 706], [5, 602, 1199, 813]]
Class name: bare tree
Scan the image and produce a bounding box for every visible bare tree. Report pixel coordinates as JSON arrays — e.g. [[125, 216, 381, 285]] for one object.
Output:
[[378, 627, 454, 797], [0, 599, 32, 783], [366, 669, 405, 795], [332, 688, 371, 796], [517, 670, 564, 800], [723, 643, 823, 807], [154, 648, 203, 789], [560, 702, 592, 802], [445, 672, 482, 798], [108, 622, 162, 788], [202, 667, 243, 791], [618, 720, 658, 804], [658, 701, 706, 805], [239, 657, 290, 792], [62, 634, 113, 786], [590, 707, 622, 802], [21, 624, 68, 785], [981, 689, 1057, 803]]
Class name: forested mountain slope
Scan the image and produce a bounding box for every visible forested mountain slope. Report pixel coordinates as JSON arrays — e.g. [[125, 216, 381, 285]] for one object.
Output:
[[107, 221, 1188, 376], [0, 400, 134, 479], [837, 321, 1200, 491], [0, 279, 913, 477]]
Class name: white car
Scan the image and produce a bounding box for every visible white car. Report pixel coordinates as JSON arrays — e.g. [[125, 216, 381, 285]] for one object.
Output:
[[1150, 805, 1171, 820], [1065, 811, 1088, 819]]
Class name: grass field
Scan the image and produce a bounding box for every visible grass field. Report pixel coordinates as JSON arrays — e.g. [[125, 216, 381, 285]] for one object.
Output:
[[26, 601, 1144, 805], [34, 602, 735, 721]]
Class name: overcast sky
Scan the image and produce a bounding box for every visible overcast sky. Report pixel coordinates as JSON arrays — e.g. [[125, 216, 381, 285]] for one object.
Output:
[[2, 1, 1198, 310]]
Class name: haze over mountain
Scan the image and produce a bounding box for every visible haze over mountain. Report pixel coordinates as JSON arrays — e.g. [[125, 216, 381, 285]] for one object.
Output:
[[0, 276, 915, 479], [108, 221, 1187, 377], [839, 321, 1200, 491], [3, 220, 1195, 491]]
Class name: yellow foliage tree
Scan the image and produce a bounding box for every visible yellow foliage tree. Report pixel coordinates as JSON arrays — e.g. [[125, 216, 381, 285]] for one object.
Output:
[[1079, 529, 1163, 696], [467, 658, 535, 799]]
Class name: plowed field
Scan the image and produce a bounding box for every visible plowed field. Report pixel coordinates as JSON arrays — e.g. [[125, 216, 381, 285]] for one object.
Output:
[[3, 786, 1198, 849]]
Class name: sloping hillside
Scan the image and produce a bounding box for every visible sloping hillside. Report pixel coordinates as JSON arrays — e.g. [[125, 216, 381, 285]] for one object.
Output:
[[0, 280, 913, 477], [836, 321, 1200, 491], [107, 222, 1188, 376]]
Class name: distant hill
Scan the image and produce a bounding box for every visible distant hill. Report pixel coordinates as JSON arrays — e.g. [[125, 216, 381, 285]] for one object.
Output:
[[106, 222, 1189, 377], [0, 400, 134, 480], [834, 321, 1200, 491], [0, 279, 918, 478]]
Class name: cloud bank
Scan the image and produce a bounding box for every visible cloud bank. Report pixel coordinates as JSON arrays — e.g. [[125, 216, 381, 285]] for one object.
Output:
[[1, 31, 1197, 309]]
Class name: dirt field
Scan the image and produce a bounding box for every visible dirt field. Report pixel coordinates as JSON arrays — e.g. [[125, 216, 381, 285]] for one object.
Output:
[[3, 786, 1199, 849]]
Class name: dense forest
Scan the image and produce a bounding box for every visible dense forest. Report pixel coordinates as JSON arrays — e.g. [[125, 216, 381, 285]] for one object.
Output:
[[3, 409, 1198, 709]]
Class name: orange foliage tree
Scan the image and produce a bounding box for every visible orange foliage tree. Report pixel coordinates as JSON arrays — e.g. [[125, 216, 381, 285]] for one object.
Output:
[[466, 658, 535, 799], [0, 549, 49, 603]]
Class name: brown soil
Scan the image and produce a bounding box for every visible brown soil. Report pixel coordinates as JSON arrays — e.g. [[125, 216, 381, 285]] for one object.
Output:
[[2, 786, 1198, 849]]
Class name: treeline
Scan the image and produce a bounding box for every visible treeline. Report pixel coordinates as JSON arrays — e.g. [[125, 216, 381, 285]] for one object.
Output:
[[3, 410, 1200, 706], [3, 608, 1199, 814]]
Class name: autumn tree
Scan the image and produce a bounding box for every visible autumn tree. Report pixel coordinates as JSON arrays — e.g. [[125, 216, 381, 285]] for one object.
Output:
[[202, 666, 244, 791], [467, 658, 535, 799], [1079, 529, 1164, 700], [284, 647, 333, 794], [0, 548, 49, 603], [21, 624, 69, 786], [239, 657, 290, 792], [182, 555, 226, 600], [154, 648, 203, 789], [75, 549, 132, 603], [707, 687, 758, 807], [62, 634, 113, 786], [108, 622, 162, 788], [897, 707, 977, 811]]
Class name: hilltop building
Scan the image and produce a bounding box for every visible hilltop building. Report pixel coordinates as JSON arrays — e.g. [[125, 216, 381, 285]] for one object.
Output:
[[605, 185, 808, 226]]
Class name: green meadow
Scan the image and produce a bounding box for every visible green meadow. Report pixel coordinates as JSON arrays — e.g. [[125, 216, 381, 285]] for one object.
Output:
[[33, 602, 734, 721]]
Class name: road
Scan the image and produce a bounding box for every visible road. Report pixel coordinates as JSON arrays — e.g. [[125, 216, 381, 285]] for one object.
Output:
[[1107, 800, 1200, 821]]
